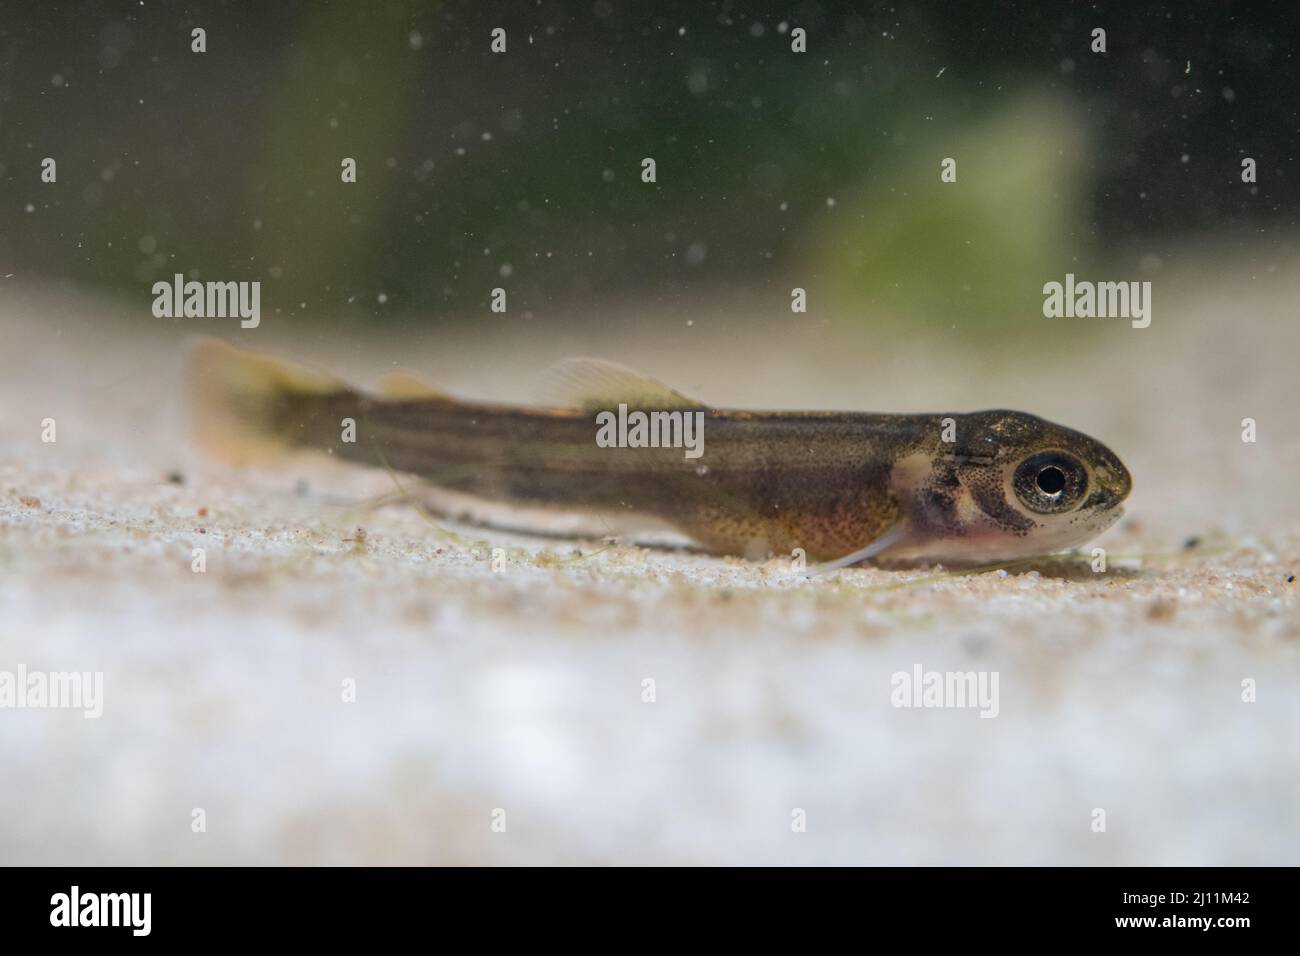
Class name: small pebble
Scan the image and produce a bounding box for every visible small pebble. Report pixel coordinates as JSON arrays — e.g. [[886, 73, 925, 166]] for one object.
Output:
[[1147, 598, 1177, 621]]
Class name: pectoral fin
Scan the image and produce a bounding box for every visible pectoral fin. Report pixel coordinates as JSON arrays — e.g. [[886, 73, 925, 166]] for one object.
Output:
[[806, 521, 910, 575]]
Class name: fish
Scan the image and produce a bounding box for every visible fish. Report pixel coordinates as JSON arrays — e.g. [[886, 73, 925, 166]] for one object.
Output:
[[189, 339, 1132, 567]]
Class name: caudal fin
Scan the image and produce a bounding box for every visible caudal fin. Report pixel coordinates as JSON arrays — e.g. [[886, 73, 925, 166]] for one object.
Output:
[[188, 338, 345, 466]]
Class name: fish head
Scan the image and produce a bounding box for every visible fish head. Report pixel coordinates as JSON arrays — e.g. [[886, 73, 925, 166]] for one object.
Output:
[[888, 410, 1132, 563]]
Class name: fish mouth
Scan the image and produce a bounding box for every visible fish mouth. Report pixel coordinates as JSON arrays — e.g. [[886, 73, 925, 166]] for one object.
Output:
[[876, 496, 1128, 565], [964, 504, 1128, 564], [1019, 503, 1123, 559]]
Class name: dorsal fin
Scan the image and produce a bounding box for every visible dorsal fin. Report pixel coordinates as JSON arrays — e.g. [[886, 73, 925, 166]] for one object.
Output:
[[380, 369, 451, 400], [542, 357, 707, 412]]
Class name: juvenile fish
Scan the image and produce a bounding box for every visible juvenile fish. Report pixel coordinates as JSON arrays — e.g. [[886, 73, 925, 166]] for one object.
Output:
[[190, 340, 1131, 567]]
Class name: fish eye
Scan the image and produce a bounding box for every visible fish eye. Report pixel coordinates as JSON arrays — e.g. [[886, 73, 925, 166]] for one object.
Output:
[[1013, 452, 1087, 514]]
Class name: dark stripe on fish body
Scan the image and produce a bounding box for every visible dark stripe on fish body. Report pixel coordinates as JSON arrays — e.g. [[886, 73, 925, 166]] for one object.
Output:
[[277, 390, 941, 556]]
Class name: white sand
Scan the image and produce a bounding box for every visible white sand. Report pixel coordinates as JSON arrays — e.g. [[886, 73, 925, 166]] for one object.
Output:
[[1, 258, 1297, 864]]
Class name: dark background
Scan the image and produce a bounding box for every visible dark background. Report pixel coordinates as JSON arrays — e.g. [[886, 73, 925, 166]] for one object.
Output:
[[1, 0, 1295, 329]]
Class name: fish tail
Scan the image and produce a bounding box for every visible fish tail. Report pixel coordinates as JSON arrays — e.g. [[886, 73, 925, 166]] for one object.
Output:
[[188, 338, 351, 466]]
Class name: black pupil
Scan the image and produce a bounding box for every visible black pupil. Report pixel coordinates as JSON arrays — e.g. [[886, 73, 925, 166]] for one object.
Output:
[[1036, 466, 1067, 495]]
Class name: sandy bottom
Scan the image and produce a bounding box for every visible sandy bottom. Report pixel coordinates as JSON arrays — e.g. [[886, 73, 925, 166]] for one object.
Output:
[[1, 259, 1297, 864]]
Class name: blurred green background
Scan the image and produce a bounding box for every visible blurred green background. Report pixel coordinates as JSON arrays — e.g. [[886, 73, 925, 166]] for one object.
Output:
[[0, 0, 1294, 333]]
